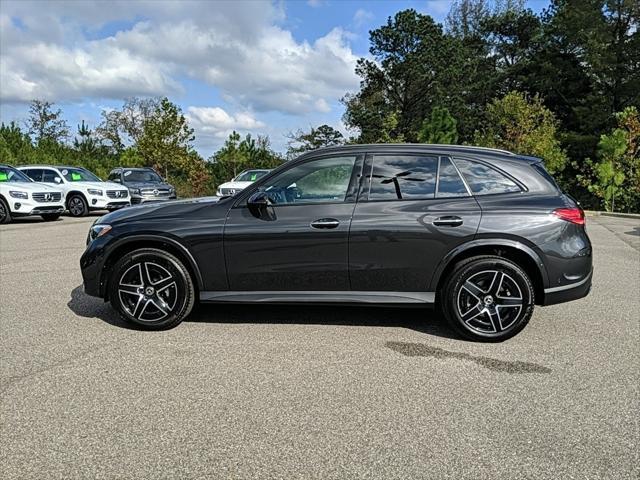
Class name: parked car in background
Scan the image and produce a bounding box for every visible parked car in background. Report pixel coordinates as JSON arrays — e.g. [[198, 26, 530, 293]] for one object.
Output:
[[0, 164, 65, 223], [216, 169, 271, 197], [19, 165, 130, 217], [108, 167, 176, 204], [81, 144, 592, 341]]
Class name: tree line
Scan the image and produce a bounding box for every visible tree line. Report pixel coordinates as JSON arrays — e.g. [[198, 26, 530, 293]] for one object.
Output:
[[0, 0, 638, 211]]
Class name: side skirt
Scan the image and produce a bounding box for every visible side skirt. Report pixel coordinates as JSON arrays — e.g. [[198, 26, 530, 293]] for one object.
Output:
[[200, 291, 436, 304]]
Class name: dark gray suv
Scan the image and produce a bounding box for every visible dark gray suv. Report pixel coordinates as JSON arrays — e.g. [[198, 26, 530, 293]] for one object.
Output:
[[107, 167, 176, 204], [81, 144, 592, 341]]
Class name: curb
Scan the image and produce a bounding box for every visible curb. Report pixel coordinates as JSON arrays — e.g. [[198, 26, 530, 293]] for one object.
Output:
[[585, 210, 640, 219]]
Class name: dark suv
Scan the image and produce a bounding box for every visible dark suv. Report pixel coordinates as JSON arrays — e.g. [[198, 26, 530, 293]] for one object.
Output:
[[81, 145, 592, 341], [107, 167, 176, 204]]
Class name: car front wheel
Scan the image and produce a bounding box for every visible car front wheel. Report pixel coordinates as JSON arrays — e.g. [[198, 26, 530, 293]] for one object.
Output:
[[108, 248, 195, 330], [441, 255, 535, 342], [0, 198, 11, 224], [67, 194, 88, 217]]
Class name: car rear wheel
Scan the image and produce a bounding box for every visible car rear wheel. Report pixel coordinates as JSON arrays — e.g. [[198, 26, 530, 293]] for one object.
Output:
[[41, 213, 61, 221], [0, 198, 10, 224], [441, 255, 535, 342], [67, 194, 88, 217], [108, 248, 195, 330]]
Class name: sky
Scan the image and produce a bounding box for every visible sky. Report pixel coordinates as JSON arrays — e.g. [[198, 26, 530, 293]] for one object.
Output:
[[0, 0, 550, 157]]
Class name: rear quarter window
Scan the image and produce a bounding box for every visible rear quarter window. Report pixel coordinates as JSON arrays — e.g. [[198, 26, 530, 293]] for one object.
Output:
[[453, 159, 521, 195]]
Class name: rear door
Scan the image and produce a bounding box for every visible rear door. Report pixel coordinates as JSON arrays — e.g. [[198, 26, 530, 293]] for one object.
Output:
[[349, 153, 481, 292]]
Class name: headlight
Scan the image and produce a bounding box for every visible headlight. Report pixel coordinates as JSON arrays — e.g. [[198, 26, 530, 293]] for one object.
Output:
[[9, 191, 28, 199], [88, 189, 103, 196], [169, 187, 175, 194], [88, 224, 112, 242], [130, 188, 141, 195]]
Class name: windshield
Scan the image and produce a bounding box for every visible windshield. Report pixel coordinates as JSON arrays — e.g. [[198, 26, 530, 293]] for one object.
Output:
[[61, 167, 101, 182], [0, 166, 32, 183], [235, 170, 269, 182], [123, 169, 162, 183]]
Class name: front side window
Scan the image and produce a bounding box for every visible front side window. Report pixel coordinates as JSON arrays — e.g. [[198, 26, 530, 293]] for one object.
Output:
[[368, 155, 438, 200], [0, 166, 32, 183], [60, 167, 101, 182], [259, 156, 356, 205], [454, 159, 521, 195]]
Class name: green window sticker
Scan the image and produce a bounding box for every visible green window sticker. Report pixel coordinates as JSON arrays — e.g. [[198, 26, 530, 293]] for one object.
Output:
[[71, 172, 82, 181], [0, 172, 8, 182], [250, 174, 257, 181]]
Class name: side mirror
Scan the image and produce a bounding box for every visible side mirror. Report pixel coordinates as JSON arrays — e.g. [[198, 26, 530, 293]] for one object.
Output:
[[112, 178, 121, 183], [54, 177, 62, 184], [247, 191, 272, 218]]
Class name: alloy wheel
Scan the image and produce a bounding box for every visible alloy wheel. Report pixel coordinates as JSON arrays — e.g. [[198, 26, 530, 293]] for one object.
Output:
[[456, 270, 524, 335], [69, 197, 85, 216], [118, 262, 178, 322], [0, 201, 7, 223]]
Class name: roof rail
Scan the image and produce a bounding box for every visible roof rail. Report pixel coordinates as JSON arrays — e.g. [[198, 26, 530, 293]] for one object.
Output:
[[430, 144, 516, 156]]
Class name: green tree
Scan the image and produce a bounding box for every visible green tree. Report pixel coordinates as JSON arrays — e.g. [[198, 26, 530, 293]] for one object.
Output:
[[25, 100, 69, 144], [286, 124, 344, 158], [418, 107, 459, 144], [474, 91, 567, 172], [342, 9, 466, 142], [581, 106, 640, 212], [73, 120, 100, 156]]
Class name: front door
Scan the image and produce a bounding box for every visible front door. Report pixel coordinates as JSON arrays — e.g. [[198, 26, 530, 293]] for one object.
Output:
[[223, 154, 362, 291], [349, 153, 481, 292]]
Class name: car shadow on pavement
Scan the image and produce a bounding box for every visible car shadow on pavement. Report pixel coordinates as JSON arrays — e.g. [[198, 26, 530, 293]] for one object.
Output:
[[68, 285, 460, 339]]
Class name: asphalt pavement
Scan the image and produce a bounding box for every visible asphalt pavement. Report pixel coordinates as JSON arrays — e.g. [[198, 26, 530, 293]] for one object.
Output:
[[0, 213, 638, 479]]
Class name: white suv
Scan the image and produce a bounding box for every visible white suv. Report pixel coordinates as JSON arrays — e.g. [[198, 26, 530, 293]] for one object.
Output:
[[19, 165, 130, 217], [216, 169, 271, 196], [0, 164, 65, 223]]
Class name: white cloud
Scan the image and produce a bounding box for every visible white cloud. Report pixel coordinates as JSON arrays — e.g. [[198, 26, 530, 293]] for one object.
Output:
[[0, 2, 359, 116], [425, 0, 452, 17], [353, 9, 374, 28], [187, 106, 265, 140]]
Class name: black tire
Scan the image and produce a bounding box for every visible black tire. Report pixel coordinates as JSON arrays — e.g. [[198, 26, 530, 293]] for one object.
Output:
[[108, 248, 195, 330], [0, 197, 10, 224], [67, 194, 88, 217], [440, 255, 535, 342], [41, 213, 61, 221]]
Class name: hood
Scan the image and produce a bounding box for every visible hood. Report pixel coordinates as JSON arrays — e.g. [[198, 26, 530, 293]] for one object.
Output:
[[97, 196, 222, 224], [0, 181, 63, 193], [67, 181, 127, 190], [218, 181, 253, 190]]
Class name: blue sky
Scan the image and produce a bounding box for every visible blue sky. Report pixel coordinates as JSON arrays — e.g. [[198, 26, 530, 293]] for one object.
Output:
[[0, 0, 550, 156]]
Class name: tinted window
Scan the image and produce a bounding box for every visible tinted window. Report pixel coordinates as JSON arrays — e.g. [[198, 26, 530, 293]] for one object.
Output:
[[437, 157, 468, 197], [454, 159, 521, 195], [369, 155, 437, 200], [261, 156, 356, 205], [236, 170, 270, 182], [123, 169, 162, 183], [22, 169, 43, 181], [108, 172, 120, 182], [42, 169, 60, 183], [60, 167, 101, 182]]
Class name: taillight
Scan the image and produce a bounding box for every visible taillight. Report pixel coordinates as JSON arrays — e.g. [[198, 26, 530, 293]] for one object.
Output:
[[553, 207, 585, 225]]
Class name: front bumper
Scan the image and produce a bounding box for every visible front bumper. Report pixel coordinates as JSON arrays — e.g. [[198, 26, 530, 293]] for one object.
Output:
[[542, 268, 593, 306], [131, 194, 177, 204], [87, 196, 130, 210], [9, 199, 65, 217], [81, 236, 109, 298]]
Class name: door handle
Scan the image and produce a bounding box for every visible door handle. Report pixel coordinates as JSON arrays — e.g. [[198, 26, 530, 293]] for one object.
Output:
[[310, 218, 340, 229], [433, 216, 463, 227]]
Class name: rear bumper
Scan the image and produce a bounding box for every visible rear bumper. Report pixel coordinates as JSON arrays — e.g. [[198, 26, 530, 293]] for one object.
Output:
[[542, 268, 593, 306]]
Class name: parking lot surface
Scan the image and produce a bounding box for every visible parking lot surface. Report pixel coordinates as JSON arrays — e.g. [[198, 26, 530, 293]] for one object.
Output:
[[1, 214, 638, 479]]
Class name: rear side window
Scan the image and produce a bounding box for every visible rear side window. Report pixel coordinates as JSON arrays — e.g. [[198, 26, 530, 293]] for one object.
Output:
[[437, 157, 468, 197], [454, 159, 521, 195], [42, 170, 59, 183], [22, 169, 43, 181], [369, 155, 438, 200]]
